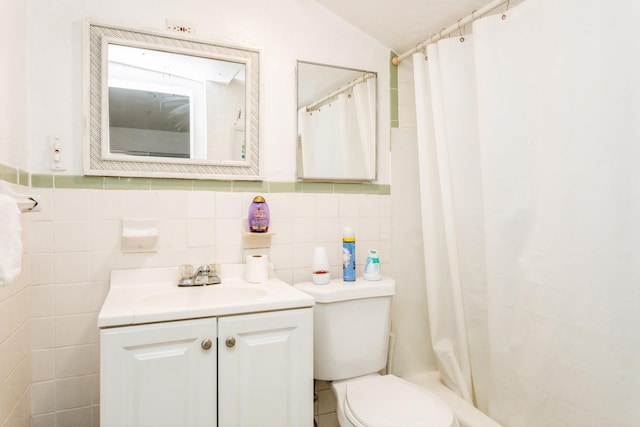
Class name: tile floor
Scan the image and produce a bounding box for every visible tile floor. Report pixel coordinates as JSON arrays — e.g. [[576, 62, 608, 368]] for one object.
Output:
[[315, 380, 339, 427]]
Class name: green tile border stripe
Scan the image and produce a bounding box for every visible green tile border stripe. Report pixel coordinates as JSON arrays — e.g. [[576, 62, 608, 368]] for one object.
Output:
[[390, 50, 399, 129], [31, 174, 53, 188], [2, 163, 390, 195], [0, 165, 29, 185], [18, 169, 29, 186], [0, 164, 19, 184]]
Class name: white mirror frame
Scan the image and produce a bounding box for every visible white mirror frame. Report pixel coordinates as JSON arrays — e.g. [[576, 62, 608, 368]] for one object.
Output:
[[84, 21, 261, 180], [296, 61, 377, 183]]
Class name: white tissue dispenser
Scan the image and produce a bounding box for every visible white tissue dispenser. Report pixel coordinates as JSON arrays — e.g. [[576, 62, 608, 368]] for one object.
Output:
[[121, 219, 159, 253]]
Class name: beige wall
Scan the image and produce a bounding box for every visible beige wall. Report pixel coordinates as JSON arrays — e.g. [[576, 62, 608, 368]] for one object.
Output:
[[26, 0, 391, 182], [0, 0, 29, 171]]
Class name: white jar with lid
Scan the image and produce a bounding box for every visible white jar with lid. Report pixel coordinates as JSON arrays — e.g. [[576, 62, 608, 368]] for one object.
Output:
[[363, 249, 381, 281]]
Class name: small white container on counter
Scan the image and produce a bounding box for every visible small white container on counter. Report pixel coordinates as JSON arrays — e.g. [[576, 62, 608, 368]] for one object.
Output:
[[311, 247, 330, 285], [363, 249, 381, 281]]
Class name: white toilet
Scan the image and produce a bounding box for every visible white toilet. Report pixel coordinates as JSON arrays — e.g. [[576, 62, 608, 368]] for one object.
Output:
[[295, 277, 458, 427]]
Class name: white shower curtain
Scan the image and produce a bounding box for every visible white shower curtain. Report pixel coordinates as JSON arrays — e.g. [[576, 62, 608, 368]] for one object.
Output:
[[414, 0, 640, 425]]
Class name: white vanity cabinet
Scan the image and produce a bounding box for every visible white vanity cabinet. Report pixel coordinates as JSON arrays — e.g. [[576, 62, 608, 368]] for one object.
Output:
[[218, 309, 312, 426], [100, 308, 313, 427], [100, 317, 217, 427]]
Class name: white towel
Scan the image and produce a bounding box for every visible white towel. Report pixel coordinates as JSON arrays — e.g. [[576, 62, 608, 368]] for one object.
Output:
[[0, 193, 22, 286]]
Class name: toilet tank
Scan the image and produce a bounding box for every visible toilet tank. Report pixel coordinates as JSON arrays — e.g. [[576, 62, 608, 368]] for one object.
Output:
[[295, 277, 396, 381]]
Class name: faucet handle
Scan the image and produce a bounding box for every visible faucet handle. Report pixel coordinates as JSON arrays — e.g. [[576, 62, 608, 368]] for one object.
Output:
[[178, 264, 195, 286], [208, 263, 218, 274], [179, 264, 194, 278], [207, 264, 221, 285]]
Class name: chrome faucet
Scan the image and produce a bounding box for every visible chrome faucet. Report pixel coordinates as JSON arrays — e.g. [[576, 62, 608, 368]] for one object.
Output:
[[179, 264, 221, 286], [193, 265, 210, 286]]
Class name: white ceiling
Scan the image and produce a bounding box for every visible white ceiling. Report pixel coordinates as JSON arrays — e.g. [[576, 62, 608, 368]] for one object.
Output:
[[312, 0, 504, 54]]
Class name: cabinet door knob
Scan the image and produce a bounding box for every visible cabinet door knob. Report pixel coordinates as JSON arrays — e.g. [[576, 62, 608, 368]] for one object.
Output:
[[201, 339, 213, 350], [225, 336, 236, 348]]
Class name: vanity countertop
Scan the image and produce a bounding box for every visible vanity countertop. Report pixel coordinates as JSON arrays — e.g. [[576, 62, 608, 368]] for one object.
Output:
[[98, 265, 315, 328]]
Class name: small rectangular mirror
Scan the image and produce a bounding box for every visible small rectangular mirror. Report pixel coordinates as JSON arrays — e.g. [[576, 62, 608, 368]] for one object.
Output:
[[297, 61, 377, 182]]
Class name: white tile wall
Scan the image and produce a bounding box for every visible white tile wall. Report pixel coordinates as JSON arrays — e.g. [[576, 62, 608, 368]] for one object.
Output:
[[28, 187, 392, 426], [0, 211, 31, 427]]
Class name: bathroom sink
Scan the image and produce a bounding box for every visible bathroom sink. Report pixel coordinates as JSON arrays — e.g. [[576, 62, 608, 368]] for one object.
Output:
[[98, 264, 315, 327], [137, 286, 268, 308]]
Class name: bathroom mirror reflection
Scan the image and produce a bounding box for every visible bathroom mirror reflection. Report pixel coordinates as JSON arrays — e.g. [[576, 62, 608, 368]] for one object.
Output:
[[85, 22, 261, 180], [297, 61, 377, 182]]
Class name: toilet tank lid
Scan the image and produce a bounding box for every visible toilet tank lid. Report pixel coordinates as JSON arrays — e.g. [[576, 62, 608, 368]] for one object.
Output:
[[294, 277, 395, 303]]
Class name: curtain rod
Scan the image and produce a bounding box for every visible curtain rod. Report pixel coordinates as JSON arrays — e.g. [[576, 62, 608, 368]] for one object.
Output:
[[392, 0, 510, 65], [306, 72, 376, 112]]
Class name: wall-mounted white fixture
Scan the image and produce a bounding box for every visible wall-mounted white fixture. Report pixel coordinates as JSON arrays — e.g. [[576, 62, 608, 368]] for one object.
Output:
[[121, 219, 159, 253], [241, 220, 273, 249], [50, 136, 67, 171]]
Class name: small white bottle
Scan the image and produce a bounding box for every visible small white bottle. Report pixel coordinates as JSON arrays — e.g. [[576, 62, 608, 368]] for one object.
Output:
[[312, 246, 330, 285], [363, 249, 381, 281]]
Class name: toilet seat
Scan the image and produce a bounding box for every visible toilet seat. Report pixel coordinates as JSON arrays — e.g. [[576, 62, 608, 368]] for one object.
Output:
[[343, 375, 457, 427]]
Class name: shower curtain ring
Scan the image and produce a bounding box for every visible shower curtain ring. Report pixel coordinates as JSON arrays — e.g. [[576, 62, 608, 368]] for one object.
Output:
[[417, 43, 428, 61], [458, 18, 465, 42], [502, 0, 511, 20]]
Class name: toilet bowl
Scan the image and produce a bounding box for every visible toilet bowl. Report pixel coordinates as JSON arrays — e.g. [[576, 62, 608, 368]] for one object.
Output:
[[332, 374, 459, 427], [294, 278, 458, 427]]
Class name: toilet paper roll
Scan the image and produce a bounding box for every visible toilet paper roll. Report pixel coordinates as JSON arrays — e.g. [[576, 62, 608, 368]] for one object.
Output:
[[245, 254, 269, 283]]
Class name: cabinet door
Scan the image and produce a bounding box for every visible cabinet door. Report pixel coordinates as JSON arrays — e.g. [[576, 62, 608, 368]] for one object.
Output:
[[218, 308, 313, 427], [101, 318, 217, 427]]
